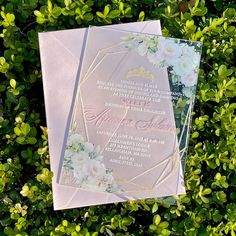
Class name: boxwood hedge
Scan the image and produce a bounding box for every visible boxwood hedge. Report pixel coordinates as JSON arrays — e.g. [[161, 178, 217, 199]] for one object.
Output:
[[0, 0, 236, 235]]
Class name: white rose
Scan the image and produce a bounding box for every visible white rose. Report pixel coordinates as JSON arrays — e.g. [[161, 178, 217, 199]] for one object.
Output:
[[83, 173, 114, 192], [181, 44, 196, 57], [180, 73, 197, 87], [82, 175, 107, 192], [173, 57, 193, 76], [68, 133, 84, 147], [82, 159, 106, 177], [64, 149, 73, 159], [100, 173, 114, 186], [83, 142, 94, 153], [146, 36, 158, 48], [180, 45, 200, 67], [158, 39, 182, 63], [136, 36, 157, 56], [71, 151, 90, 167], [108, 182, 123, 194], [147, 51, 162, 65]]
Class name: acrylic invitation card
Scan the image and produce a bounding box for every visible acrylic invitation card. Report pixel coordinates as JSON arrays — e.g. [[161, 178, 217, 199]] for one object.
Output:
[[58, 26, 202, 200], [39, 21, 186, 210]]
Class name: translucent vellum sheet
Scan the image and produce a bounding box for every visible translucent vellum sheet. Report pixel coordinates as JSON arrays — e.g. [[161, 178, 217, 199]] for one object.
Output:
[[58, 27, 202, 200]]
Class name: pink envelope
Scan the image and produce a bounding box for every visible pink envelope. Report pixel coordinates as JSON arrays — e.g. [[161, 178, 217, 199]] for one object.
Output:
[[39, 21, 185, 210]]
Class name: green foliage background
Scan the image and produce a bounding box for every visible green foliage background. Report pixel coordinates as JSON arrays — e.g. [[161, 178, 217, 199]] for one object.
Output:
[[0, 0, 236, 235]]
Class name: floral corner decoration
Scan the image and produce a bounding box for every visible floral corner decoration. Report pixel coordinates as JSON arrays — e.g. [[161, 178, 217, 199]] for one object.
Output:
[[122, 34, 202, 99], [62, 132, 123, 194]]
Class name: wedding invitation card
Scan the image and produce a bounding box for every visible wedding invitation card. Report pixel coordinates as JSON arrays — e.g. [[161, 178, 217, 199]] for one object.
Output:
[[58, 27, 202, 200], [40, 21, 184, 210]]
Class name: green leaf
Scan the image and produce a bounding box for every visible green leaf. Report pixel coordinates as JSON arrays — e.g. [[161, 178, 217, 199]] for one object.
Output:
[[153, 215, 161, 226], [26, 137, 37, 144], [83, 13, 93, 21], [161, 229, 171, 236], [4, 227, 15, 235], [10, 79, 16, 89], [152, 203, 158, 213], [201, 196, 209, 204], [139, 11, 145, 21], [192, 131, 199, 138], [47, 0, 53, 13], [21, 123, 31, 136], [215, 129, 220, 136], [34, 10, 43, 17], [108, 10, 120, 19], [62, 220, 68, 227], [16, 137, 25, 144], [21, 149, 33, 159], [103, 5, 110, 17], [76, 225, 81, 232], [0, 57, 10, 73], [195, 7, 208, 16], [218, 65, 227, 76], [203, 188, 212, 195], [96, 11, 105, 19], [36, 17, 46, 24], [158, 221, 169, 229], [52, 6, 62, 17], [6, 13, 15, 23], [14, 127, 21, 136], [64, 0, 72, 7]]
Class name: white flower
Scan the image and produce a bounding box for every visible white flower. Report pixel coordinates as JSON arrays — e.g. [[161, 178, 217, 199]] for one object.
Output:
[[83, 142, 94, 153], [64, 149, 73, 159], [68, 133, 84, 147], [82, 176, 107, 192], [71, 151, 90, 167], [137, 36, 158, 56], [146, 36, 158, 48], [82, 159, 106, 177], [83, 173, 114, 192], [96, 155, 103, 161], [108, 182, 123, 193], [147, 51, 162, 65], [181, 44, 196, 57], [123, 36, 141, 49], [137, 43, 148, 56], [173, 57, 193, 76], [180, 45, 200, 66], [98, 173, 114, 188], [158, 39, 182, 63], [180, 73, 197, 87]]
